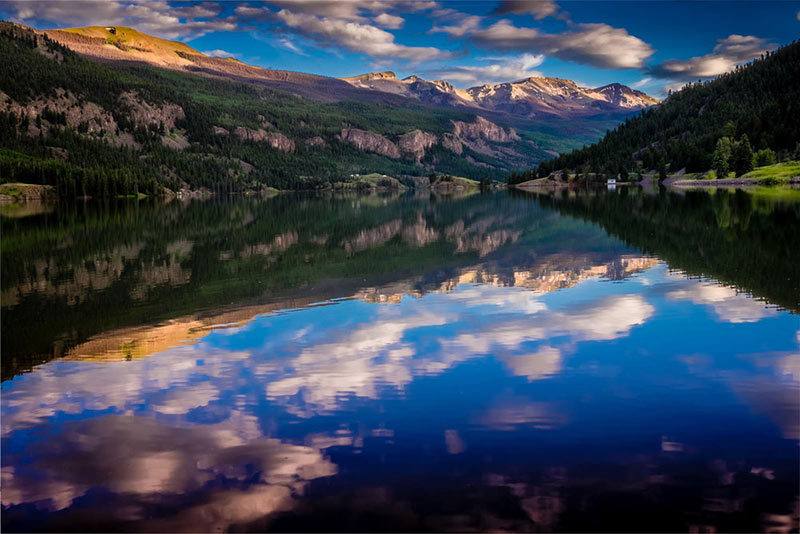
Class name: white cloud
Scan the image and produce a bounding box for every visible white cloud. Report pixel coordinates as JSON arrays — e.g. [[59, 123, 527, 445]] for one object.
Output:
[[648, 34, 774, 80], [373, 12, 405, 29], [470, 20, 654, 69], [429, 14, 482, 37], [275, 9, 449, 60], [423, 53, 545, 86], [493, 0, 563, 20], [257, 0, 434, 21], [2, 0, 238, 39], [630, 77, 652, 89], [278, 37, 307, 55], [202, 48, 241, 58]]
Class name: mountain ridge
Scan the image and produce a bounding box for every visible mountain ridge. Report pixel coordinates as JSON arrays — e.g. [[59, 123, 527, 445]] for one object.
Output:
[[43, 25, 657, 120], [342, 71, 659, 119]]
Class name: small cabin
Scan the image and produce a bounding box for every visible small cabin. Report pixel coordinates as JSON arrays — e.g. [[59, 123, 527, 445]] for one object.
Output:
[[106, 27, 116, 35], [607, 178, 617, 185]]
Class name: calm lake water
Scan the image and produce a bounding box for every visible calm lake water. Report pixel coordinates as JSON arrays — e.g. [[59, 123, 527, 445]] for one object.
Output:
[[2, 188, 799, 532]]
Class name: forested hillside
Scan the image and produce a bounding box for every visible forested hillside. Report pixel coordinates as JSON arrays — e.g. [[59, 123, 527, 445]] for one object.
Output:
[[513, 40, 800, 182], [0, 22, 552, 196]]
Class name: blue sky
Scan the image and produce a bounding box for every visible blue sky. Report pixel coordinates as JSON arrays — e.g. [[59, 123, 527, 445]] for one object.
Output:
[[2, 1, 798, 96]]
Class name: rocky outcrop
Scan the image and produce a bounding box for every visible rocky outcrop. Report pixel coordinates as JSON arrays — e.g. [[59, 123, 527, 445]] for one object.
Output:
[[119, 91, 184, 131], [440, 133, 463, 155], [263, 132, 295, 153], [212, 126, 229, 136], [338, 129, 400, 159], [452, 116, 519, 143], [304, 136, 326, 148], [398, 130, 438, 162], [0, 88, 117, 135], [232, 127, 295, 152]]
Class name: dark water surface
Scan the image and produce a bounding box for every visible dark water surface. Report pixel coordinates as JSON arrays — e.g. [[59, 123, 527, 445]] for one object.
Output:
[[2, 188, 799, 532]]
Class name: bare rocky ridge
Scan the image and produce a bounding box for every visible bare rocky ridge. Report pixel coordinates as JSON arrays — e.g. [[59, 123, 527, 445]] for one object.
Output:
[[42, 26, 407, 104], [344, 72, 659, 120]]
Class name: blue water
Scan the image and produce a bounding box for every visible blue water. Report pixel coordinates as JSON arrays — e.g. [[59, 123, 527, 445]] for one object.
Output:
[[1, 190, 798, 532]]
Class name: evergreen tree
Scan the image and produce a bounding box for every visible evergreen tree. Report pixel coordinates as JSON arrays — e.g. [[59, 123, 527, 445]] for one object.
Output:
[[712, 137, 732, 178], [657, 156, 667, 181], [732, 134, 754, 176]]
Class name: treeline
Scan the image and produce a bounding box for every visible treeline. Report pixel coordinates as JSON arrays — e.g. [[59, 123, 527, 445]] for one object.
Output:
[[0, 22, 510, 196], [517, 40, 800, 181]]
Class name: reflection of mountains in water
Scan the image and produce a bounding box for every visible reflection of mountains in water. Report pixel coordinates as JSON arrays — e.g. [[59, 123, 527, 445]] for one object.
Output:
[[3, 187, 795, 378], [64, 253, 659, 364]]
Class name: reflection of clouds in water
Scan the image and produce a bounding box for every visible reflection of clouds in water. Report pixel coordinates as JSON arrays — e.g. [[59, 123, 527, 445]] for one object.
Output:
[[666, 281, 776, 324], [150, 382, 219, 415], [266, 291, 652, 416], [445, 284, 548, 315], [265, 309, 449, 417], [444, 294, 654, 355], [734, 351, 800, 440], [1, 348, 249, 435], [477, 394, 566, 430], [1, 415, 336, 530], [500, 346, 562, 381]]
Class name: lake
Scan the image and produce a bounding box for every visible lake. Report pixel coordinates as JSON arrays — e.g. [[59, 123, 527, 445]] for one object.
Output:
[[1, 188, 799, 532]]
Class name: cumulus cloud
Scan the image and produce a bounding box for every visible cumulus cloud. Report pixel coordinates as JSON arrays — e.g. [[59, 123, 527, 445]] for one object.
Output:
[[470, 20, 654, 69], [429, 14, 483, 37], [275, 9, 450, 60], [1, 0, 238, 39], [648, 34, 774, 80], [255, 0, 434, 21], [373, 12, 405, 29], [202, 48, 242, 58], [493, 0, 564, 20], [423, 53, 545, 86]]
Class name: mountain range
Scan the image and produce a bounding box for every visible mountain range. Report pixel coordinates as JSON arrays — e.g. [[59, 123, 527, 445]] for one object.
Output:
[[343, 71, 658, 119], [46, 26, 658, 121], [0, 22, 659, 195]]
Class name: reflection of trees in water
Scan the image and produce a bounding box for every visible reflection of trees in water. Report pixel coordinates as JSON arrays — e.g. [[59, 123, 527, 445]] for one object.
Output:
[[523, 187, 800, 313], [4, 193, 614, 378]]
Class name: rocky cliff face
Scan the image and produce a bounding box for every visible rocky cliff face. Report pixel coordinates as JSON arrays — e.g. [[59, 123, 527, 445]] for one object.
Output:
[[452, 116, 520, 143], [338, 129, 401, 159], [120, 91, 184, 131], [0, 88, 117, 136], [397, 130, 439, 162], [338, 115, 528, 167], [232, 127, 295, 152]]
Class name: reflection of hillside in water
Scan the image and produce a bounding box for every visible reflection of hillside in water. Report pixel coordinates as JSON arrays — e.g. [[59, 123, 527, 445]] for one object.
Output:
[[62, 253, 658, 364], [1, 193, 628, 377]]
